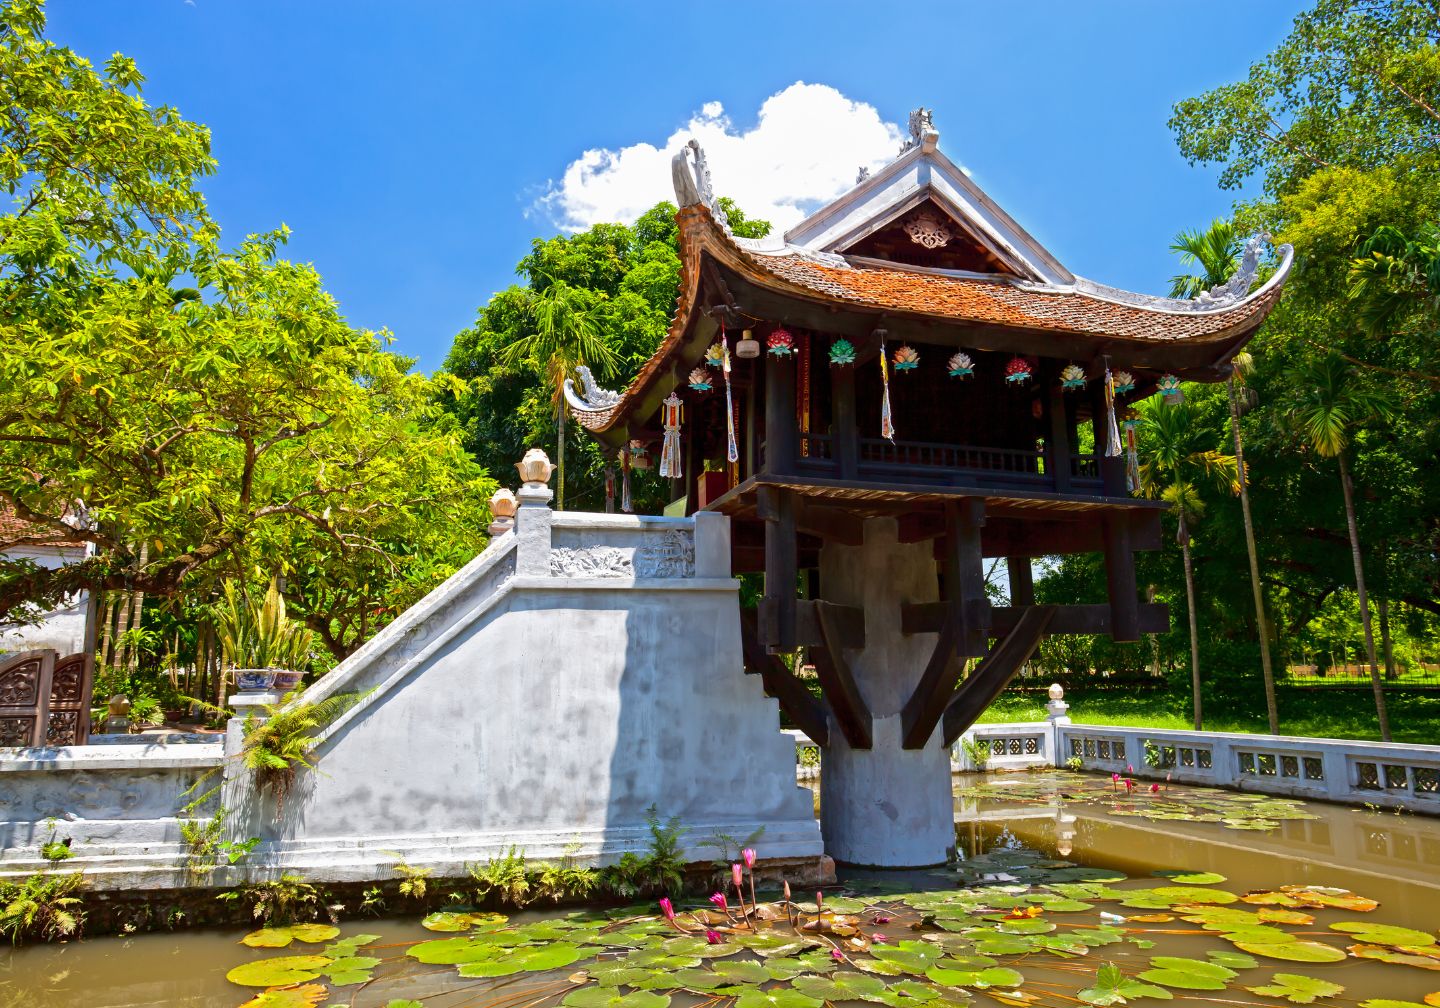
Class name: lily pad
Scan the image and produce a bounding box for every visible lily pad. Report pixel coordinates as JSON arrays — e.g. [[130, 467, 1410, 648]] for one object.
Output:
[[1245, 973, 1346, 1004], [458, 942, 583, 977], [925, 965, 1024, 989], [1136, 956, 1236, 991], [792, 970, 889, 1002], [562, 990, 672, 1008], [1231, 939, 1347, 963], [225, 954, 332, 987], [241, 923, 340, 948], [237, 985, 329, 1008], [732, 987, 826, 1008], [1348, 944, 1440, 970], [1078, 963, 1174, 1005], [1330, 922, 1437, 947], [421, 910, 507, 932], [1155, 871, 1227, 885], [324, 954, 383, 985]]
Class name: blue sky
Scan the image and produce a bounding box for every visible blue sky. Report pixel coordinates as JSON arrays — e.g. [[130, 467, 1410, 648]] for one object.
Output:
[[53, 1, 1309, 373]]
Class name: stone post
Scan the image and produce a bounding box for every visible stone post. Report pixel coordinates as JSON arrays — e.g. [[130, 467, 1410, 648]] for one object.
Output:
[[514, 449, 555, 577], [818, 517, 954, 867], [1045, 682, 1070, 767], [488, 488, 518, 537], [692, 511, 731, 579]]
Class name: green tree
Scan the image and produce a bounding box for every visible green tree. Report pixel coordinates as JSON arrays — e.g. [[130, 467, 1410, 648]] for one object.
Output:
[[1135, 400, 1240, 730], [1280, 352, 1397, 739], [501, 282, 618, 511], [1169, 220, 1280, 733]]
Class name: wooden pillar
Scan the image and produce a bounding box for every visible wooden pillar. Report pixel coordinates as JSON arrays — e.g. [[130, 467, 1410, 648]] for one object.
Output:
[[1103, 513, 1140, 642], [682, 421, 700, 516], [832, 362, 859, 479], [949, 498, 989, 657], [1006, 556, 1034, 606], [1047, 381, 1072, 493], [764, 351, 796, 477], [759, 486, 798, 653]]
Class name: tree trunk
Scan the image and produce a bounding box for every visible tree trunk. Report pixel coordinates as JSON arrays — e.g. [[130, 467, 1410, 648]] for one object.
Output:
[[556, 404, 566, 511], [1179, 514, 1202, 731], [125, 541, 150, 671], [1229, 378, 1278, 733], [1378, 597, 1397, 681], [1337, 452, 1390, 741]]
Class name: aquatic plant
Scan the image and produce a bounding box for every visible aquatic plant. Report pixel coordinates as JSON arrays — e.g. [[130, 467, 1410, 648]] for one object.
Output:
[[958, 736, 990, 770], [220, 873, 321, 926], [534, 845, 600, 904], [392, 860, 433, 902], [0, 872, 84, 942]]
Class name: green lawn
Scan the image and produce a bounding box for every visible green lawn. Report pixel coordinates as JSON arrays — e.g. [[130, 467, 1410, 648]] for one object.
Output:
[[977, 688, 1440, 745]]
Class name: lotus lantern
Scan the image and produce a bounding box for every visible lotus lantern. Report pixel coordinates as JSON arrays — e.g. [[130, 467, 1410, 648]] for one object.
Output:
[[516, 448, 556, 486]]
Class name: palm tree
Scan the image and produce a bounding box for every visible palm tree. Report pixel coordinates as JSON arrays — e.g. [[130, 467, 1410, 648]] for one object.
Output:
[[1169, 222, 1279, 733], [502, 281, 618, 510], [1347, 222, 1440, 341], [1281, 352, 1396, 741], [1135, 399, 1240, 731]]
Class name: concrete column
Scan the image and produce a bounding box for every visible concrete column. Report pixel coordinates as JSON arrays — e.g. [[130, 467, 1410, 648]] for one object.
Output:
[[515, 483, 554, 576], [818, 518, 954, 867], [693, 511, 731, 579]]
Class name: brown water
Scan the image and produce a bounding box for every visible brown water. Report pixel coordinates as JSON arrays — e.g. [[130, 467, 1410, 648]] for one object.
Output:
[[3, 772, 1439, 1007]]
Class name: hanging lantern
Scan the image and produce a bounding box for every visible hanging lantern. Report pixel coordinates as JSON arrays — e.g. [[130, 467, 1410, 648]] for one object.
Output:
[[829, 338, 856, 366], [1112, 370, 1136, 394], [1122, 415, 1142, 493], [627, 439, 651, 470], [1061, 364, 1087, 390], [659, 393, 683, 479], [892, 345, 920, 371], [767, 327, 794, 356], [1158, 374, 1184, 404], [704, 343, 725, 368], [687, 367, 712, 392], [1004, 356, 1034, 384], [947, 351, 973, 378], [735, 328, 761, 359]]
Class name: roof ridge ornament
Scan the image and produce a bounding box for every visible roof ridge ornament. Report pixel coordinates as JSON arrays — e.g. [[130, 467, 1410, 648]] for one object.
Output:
[[1193, 233, 1270, 308], [671, 139, 733, 236], [899, 107, 938, 155], [563, 364, 622, 415]]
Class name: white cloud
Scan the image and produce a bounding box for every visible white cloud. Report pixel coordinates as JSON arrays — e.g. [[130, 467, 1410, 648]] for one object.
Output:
[[533, 83, 905, 235]]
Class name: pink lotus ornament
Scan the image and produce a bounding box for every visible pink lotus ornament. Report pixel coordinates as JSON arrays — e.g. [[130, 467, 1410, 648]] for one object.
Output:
[[742, 847, 757, 870]]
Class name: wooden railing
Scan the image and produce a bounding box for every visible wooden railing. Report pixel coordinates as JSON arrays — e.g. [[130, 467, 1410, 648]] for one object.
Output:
[[859, 438, 1045, 479]]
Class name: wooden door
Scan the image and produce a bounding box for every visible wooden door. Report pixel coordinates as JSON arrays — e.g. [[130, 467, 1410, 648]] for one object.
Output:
[[0, 650, 93, 747]]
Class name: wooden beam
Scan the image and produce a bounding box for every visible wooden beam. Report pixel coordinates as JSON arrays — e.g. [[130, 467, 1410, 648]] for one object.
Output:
[[942, 605, 1056, 745], [948, 499, 988, 658], [812, 601, 872, 749], [739, 609, 828, 745], [900, 618, 963, 749], [904, 602, 1168, 637], [1006, 556, 1034, 605], [794, 501, 865, 546], [897, 511, 946, 543], [759, 485, 798, 652], [795, 599, 864, 650], [1103, 512, 1141, 642], [831, 362, 859, 479]]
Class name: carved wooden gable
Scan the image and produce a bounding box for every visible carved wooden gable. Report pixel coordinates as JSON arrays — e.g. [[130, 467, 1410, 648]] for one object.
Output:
[[842, 199, 1021, 274]]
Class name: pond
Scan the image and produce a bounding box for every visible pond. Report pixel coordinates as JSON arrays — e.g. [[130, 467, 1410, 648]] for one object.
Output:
[[4, 771, 1439, 1008]]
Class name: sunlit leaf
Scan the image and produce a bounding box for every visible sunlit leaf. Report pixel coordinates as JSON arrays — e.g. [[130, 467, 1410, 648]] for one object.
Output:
[[237, 984, 329, 1008], [225, 955, 332, 987], [1330, 922, 1437, 947], [1232, 939, 1347, 963], [1245, 973, 1346, 1004], [1136, 956, 1236, 991]]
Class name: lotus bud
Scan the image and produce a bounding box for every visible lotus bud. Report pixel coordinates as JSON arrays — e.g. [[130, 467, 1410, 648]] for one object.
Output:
[[816, 891, 824, 912], [742, 847, 757, 870], [709, 892, 728, 911], [783, 880, 792, 903], [830, 949, 844, 962], [732, 864, 743, 888], [874, 915, 892, 925], [658, 897, 675, 921], [705, 929, 723, 945], [1150, 783, 1160, 793], [872, 933, 890, 944]]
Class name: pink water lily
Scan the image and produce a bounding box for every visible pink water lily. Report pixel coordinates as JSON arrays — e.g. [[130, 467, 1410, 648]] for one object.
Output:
[[872, 933, 890, 944], [732, 863, 743, 888], [873, 915, 892, 925], [658, 897, 675, 921], [709, 892, 728, 911], [705, 929, 723, 944], [742, 847, 757, 870], [1150, 783, 1161, 793], [830, 948, 844, 962]]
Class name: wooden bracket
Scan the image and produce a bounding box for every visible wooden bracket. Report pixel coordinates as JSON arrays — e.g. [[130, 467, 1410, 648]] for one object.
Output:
[[900, 617, 963, 749], [812, 600, 872, 749], [942, 605, 1056, 746], [739, 609, 828, 746]]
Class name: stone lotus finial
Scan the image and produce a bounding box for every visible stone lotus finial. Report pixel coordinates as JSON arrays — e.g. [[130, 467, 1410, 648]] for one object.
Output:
[[488, 488, 518, 535], [516, 448, 555, 486]]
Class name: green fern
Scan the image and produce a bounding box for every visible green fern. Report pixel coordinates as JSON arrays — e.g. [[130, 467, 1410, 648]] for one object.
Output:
[[218, 874, 319, 925], [0, 873, 85, 943], [468, 846, 531, 907], [533, 844, 598, 903]]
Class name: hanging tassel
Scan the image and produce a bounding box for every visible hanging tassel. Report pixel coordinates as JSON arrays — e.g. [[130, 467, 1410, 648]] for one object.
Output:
[[620, 448, 633, 513], [879, 332, 894, 441], [1103, 366, 1122, 458], [722, 327, 739, 463], [604, 465, 616, 514], [1125, 421, 1141, 493], [659, 392, 683, 479]]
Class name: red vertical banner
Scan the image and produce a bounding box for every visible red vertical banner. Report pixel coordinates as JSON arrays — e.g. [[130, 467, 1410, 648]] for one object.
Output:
[[796, 330, 811, 457]]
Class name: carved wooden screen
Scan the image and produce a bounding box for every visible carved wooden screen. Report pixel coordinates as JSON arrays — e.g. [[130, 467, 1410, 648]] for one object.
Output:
[[0, 650, 93, 747]]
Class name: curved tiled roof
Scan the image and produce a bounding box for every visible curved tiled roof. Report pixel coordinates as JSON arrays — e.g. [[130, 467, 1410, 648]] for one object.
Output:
[[572, 204, 1289, 435]]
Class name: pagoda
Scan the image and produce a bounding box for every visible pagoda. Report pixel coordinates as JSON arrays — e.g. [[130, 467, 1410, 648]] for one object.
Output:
[[565, 109, 1291, 866]]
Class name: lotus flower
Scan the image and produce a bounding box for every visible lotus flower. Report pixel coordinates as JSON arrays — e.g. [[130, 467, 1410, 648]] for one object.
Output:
[[1150, 783, 1161, 793], [705, 929, 723, 945], [658, 897, 675, 921], [709, 892, 728, 911], [742, 848, 757, 870], [1125, 778, 1135, 792], [874, 915, 892, 925], [872, 933, 890, 944], [830, 949, 844, 962], [732, 864, 743, 888]]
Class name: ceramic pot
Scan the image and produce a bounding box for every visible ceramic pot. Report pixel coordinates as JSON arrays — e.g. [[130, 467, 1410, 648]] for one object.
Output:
[[232, 668, 276, 691], [270, 669, 305, 691]]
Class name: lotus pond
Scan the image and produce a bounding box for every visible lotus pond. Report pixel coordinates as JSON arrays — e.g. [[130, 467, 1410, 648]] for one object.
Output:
[[5, 771, 1440, 1008]]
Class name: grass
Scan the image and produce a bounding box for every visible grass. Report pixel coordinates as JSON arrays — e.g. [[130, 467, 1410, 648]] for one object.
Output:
[[977, 688, 1440, 745]]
